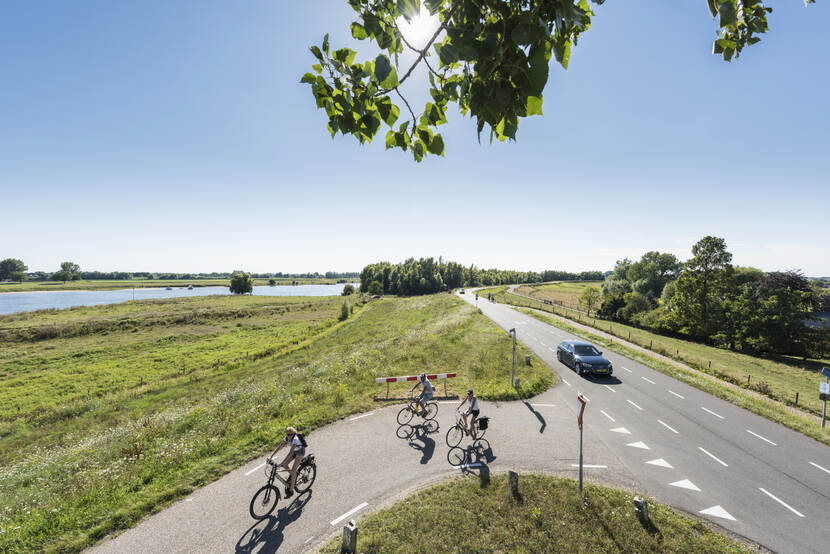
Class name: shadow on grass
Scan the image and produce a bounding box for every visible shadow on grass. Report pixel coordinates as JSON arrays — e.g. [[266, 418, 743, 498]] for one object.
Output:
[[236, 490, 312, 553]]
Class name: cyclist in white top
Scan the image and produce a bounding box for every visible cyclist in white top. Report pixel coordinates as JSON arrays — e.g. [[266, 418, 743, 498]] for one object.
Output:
[[267, 426, 305, 498], [410, 373, 434, 417], [458, 389, 481, 438]]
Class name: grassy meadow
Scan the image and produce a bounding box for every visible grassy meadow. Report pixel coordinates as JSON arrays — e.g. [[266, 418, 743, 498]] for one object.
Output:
[[0, 294, 550, 552], [320, 474, 749, 553], [0, 277, 345, 293], [518, 281, 603, 309]]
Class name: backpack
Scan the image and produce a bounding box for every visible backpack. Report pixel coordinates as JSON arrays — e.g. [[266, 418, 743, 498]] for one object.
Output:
[[297, 433, 308, 447]]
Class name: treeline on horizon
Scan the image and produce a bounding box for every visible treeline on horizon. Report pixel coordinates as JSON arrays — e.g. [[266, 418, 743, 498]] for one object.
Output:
[[359, 257, 603, 295], [588, 237, 830, 358], [4, 269, 358, 281]]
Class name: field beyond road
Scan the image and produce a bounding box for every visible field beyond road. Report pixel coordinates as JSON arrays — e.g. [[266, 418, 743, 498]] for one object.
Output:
[[0, 294, 549, 552], [0, 277, 343, 293]]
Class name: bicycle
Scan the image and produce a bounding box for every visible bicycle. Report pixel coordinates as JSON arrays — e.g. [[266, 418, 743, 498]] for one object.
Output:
[[249, 455, 317, 519], [396, 392, 438, 425], [446, 409, 487, 447]]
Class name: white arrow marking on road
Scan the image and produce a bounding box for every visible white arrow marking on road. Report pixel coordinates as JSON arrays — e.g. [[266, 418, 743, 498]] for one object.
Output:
[[331, 502, 369, 526], [699, 505, 736, 521], [668, 390, 685, 399], [349, 411, 375, 421], [669, 479, 701, 491], [603, 385, 616, 393], [809, 461, 830, 474], [627, 399, 643, 411], [622, 366, 633, 373], [571, 464, 607, 469], [645, 458, 674, 469], [758, 488, 804, 517], [746, 429, 777, 446], [562, 379, 571, 387], [245, 463, 266, 476], [600, 410, 615, 422], [701, 407, 725, 420], [658, 420, 679, 434], [698, 447, 728, 467], [641, 376, 655, 384], [610, 427, 631, 434], [627, 441, 650, 450]]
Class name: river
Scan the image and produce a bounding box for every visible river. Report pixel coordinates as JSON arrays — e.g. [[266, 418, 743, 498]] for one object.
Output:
[[0, 283, 357, 316]]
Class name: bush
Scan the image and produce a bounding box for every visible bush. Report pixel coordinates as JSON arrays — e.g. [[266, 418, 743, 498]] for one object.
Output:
[[368, 280, 383, 295], [339, 301, 350, 321], [229, 272, 253, 295], [342, 284, 355, 296]]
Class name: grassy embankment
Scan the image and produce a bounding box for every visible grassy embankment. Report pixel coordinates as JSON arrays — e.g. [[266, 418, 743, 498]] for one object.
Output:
[[320, 474, 749, 553], [476, 284, 830, 446], [0, 277, 346, 293], [0, 294, 550, 552]]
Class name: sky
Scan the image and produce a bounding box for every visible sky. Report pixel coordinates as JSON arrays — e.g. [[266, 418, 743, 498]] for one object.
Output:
[[1, 1, 828, 276]]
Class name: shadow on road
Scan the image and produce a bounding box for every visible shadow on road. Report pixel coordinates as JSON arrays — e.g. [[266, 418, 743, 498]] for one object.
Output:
[[235, 490, 312, 554], [522, 400, 546, 434], [584, 375, 622, 385], [397, 420, 439, 464]]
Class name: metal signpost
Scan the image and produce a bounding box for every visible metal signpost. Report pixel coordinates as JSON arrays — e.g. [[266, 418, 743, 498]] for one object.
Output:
[[821, 368, 830, 428], [509, 328, 516, 387], [577, 393, 587, 494]]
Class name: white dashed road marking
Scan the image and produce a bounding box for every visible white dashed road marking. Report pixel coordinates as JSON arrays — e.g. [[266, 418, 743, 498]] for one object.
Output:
[[349, 412, 375, 421], [603, 385, 616, 393], [627, 399, 643, 411], [571, 464, 607, 469], [747, 429, 777, 446], [305, 537, 314, 544], [701, 407, 725, 420], [531, 403, 556, 407], [331, 502, 369, 526], [700, 505, 736, 521], [548, 347, 556, 352], [699, 447, 728, 467], [245, 463, 266, 476], [669, 479, 701, 492], [600, 410, 615, 422], [758, 488, 804, 517], [668, 390, 685, 400], [562, 379, 571, 387], [622, 366, 633, 373], [658, 420, 678, 434], [579, 393, 590, 402], [809, 461, 830, 474], [641, 377, 655, 384]]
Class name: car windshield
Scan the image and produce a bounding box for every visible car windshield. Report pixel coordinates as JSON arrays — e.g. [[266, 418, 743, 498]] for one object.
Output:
[[574, 345, 601, 356]]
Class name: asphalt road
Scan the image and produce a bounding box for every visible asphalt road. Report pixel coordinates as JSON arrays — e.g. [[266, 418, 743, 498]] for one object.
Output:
[[88, 293, 830, 553]]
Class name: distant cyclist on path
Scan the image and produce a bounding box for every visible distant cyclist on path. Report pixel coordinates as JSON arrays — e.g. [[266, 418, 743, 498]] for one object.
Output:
[[268, 426, 305, 498], [458, 389, 481, 438], [410, 373, 434, 417]]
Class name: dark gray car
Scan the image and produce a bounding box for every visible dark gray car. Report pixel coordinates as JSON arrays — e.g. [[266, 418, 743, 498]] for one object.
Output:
[[556, 340, 613, 377]]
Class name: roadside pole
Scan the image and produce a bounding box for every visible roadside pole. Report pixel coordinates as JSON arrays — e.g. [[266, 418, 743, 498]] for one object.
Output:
[[821, 368, 830, 428], [577, 394, 587, 495], [509, 328, 516, 386]]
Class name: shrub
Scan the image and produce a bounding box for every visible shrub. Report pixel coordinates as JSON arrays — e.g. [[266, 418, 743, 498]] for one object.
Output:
[[339, 301, 350, 321], [342, 284, 355, 296], [368, 280, 383, 295], [229, 272, 253, 295]]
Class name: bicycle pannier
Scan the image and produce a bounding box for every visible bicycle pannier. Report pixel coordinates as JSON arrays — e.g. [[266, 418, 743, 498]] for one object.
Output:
[[478, 417, 489, 430]]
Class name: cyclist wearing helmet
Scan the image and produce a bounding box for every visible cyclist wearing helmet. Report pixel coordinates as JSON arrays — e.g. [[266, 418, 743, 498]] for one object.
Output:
[[410, 372, 434, 417], [267, 426, 305, 498], [458, 389, 481, 438]]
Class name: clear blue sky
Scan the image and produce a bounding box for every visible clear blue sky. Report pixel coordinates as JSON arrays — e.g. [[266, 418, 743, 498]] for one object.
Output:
[[1, 1, 828, 275]]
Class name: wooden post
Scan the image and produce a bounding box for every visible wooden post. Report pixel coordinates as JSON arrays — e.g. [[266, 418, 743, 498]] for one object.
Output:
[[341, 520, 358, 553], [747, 375, 751, 386], [795, 392, 799, 405]]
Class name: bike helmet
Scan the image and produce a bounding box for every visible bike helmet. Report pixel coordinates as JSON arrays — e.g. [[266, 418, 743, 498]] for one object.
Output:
[[419, 372, 426, 381], [467, 389, 473, 396]]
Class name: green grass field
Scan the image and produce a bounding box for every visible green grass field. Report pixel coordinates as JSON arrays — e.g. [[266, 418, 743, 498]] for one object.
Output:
[[0, 277, 345, 293], [0, 294, 551, 552], [320, 474, 749, 553], [519, 280, 603, 309]]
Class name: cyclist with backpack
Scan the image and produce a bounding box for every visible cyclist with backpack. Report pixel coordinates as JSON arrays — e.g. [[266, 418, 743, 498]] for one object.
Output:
[[458, 389, 481, 438], [267, 426, 306, 498], [410, 373, 434, 417]]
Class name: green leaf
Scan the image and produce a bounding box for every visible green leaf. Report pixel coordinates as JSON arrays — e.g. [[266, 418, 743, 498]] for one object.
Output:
[[718, 1, 738, 28], [435, 43, 459, 65], [397, 0, 420, 22], [310, 45, 324, 62], [377, 98, 400, 126], [334, 48, 357, 65], [300, 72, 317, 85], [512, 23, 546, 45], [350, 22, 368, 40], [311, 64, 322, 73], [374, 54, 399, 89], [385, 130, 397, 149], [322, 33, 330, 54], [525, 95, 543, 116], [706, 0, 718, 18], [412, 140, 426, 162], [527, 43, 550, 95], [426, 133, 444, 156]]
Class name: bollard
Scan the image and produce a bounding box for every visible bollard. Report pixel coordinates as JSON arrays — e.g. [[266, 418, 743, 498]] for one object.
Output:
[[514, 377, 520, 388], [508, 471, 520, 499], [633, 496, 650, 525], [525, 354, 531, 366], [795, 392, 799, 405], [341, 520, 358, 554]]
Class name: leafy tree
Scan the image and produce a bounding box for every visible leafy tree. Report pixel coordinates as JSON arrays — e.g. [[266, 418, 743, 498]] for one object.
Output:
[[619, 291, 651, 322], [342, 283, 356, 295], [578, 285, 600, 316], [598, 293, 625, 319], [305, 0, 810, 160], [53, 261, 81, 283], [601, 278, 631, 298], [0, 258, 27, 281], [660, 280, 676, 304], [339, 300, 351, 320], [670, 236, 735, 341], [268, 278, 277, 286], [368, 280, 384, 295], [627, 251, 682, 298], [229, 272, 253, 295]]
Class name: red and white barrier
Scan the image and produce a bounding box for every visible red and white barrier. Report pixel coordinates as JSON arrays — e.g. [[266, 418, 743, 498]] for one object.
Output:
[[375, 373, 457, 397]]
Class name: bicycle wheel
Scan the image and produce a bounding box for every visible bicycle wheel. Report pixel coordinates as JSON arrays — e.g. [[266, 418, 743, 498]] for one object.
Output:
[[425, 402, 439, 420], [249, 485, 280, 519], [294, 461, 316, 493], [397, 406, 414, 425], [446, 424, 464, 448]]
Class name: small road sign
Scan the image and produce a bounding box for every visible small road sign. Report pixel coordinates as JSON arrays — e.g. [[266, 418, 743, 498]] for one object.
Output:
[[822, 367, 830, 379], [820, 382, 830, 395]]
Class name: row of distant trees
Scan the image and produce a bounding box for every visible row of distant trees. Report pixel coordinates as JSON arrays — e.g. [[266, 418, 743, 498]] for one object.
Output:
[[587, 237, 830, 358], [359, 257, 603, 296], [0, 259, 358, 283]]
